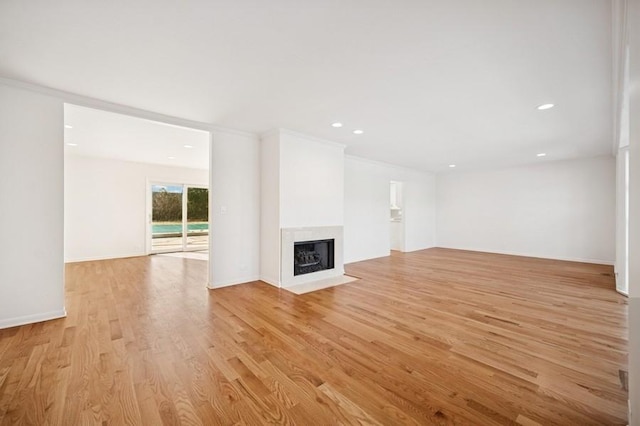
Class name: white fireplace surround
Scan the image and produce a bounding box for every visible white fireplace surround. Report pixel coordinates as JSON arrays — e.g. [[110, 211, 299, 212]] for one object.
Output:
[[281, 226, 345, 287]]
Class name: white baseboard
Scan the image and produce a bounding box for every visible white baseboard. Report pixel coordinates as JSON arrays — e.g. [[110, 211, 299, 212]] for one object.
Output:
[[65, 252, 146, 263], [403, 244, 437, 253], [257, 276, 281, 288], [435, 245, 615, 266], [207, 275, 260, 290], [344, 253, 390, 265], [261, 279, 281, 288], [0, 308, 67, 330], [344, 245, 438, 265]]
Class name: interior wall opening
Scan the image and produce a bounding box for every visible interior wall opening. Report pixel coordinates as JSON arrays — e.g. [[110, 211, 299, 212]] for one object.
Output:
[[390, 181, 404, 252], [63, 103, 211, 263]]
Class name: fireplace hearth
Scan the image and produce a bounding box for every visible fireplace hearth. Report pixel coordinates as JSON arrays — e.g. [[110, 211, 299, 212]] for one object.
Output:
[[294, 239, 335, 276]]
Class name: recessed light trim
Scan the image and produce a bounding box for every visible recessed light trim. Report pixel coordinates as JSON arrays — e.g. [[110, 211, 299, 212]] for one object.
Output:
[[331, 122, 343, 128], [537, 103, 554, 110], [537, 153, 547, 157], [448, 164, 456, 168], [168, 156, 175, 160], [353, 129, 364, 135], [66, 143, 78, 146], [183, 144, 193, 149], [64, 124, 73, 129]]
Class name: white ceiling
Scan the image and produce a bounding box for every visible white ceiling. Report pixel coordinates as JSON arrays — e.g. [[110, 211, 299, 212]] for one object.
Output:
[[0, 0, 613, 172], [64, 104, 210, 169]]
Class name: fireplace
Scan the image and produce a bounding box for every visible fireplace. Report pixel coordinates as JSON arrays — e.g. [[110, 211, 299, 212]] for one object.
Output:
[[280, 226, 344, 287], [294, 239, 335, 276]]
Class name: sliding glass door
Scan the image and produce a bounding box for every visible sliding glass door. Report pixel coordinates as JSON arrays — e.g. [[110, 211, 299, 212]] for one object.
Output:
[[186, 187, 209, 250], [150, 183, 209, 253]]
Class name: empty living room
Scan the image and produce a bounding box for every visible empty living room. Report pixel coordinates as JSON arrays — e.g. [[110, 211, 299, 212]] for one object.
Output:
[[0, 1, 639, 425]]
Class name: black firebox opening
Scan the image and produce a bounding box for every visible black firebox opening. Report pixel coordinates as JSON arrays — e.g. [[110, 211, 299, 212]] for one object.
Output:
[[294, 239, 335, 276]]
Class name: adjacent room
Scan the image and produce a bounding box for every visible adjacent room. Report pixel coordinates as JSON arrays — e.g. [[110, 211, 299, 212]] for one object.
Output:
[[0, 1, 638, 425], [64, 104, 211, 263]]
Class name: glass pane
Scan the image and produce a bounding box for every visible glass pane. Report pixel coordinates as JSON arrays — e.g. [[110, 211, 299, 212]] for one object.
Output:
[[151, 184, 184, 252], [186, 187, 209, 250]]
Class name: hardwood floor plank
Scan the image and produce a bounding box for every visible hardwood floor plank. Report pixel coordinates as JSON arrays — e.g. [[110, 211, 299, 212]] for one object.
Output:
[[0, 248, 628, 424]]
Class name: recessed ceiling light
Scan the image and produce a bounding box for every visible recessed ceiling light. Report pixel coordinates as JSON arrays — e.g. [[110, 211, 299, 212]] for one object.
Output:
[[449, 164, 456, 168], [64, 124, 73, 129], [353, 129, 364, 135], [537, 153, 547, 157], [66, 143, 78, 147], [537, 103, 554, 110], [168, 156, 175, 160], [183, 144, 193, 149], [331, 122, 343, 128]]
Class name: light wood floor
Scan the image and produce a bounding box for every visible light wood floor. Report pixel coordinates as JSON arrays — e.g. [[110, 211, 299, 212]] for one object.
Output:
[[0, 248, 628, 425]]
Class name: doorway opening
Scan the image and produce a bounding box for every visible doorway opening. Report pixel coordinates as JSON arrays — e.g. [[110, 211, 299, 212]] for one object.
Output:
[[63, 103, 211, 264], [390, 181, 405, 252], [150, 183, 209, 253]]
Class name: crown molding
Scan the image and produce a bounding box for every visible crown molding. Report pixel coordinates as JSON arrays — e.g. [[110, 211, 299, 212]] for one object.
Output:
[[279, 128, 347, 149], [0, 76, 256, 139], [344, 154, 434, 175], [259, 128, 346, 150], [259, 128, 281, 141]]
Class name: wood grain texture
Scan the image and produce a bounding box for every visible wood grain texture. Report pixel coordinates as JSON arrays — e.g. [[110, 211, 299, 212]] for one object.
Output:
[[0, 248, 628, 425]]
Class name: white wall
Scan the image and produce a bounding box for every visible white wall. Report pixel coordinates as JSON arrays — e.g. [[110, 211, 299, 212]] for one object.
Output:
[[279, 131, 345, 228], [259, 129, 345, 285], [436, 156, 616, 264], [403, 174, 438, 252], [259, 131, 281, 286], [344, 158, 391, 262], [626, 0, 640, 421], [64, 155, 208, 262], [0, 85, 66, 328], [344, 156, 436, 264], [210, 130, 261, 288], [615, 149, 629, 294]]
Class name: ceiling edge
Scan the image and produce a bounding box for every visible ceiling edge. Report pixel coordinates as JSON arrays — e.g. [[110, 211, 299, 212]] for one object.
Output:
[[0, 76, 257, 139]]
